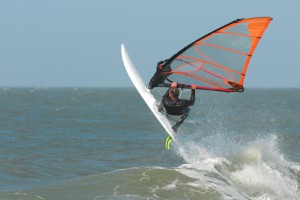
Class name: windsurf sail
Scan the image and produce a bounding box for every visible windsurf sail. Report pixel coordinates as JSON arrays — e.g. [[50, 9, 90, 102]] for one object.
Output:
[[153, 17, 272, 92]]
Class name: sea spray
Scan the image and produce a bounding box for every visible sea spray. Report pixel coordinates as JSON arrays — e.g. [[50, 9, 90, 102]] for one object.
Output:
[[174, 130, 300, 200]]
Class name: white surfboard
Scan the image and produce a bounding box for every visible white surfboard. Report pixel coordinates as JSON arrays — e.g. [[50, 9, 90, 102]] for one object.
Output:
[[121, 44, 176, 141]]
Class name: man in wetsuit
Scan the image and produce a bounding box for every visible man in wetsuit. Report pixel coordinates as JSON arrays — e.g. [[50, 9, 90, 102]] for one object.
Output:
[[159, 82, 196, 132]]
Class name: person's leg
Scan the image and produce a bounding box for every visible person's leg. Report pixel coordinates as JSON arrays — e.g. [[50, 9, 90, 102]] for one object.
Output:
[[157, 103, 164, 112], [172, 108, 190, 132]]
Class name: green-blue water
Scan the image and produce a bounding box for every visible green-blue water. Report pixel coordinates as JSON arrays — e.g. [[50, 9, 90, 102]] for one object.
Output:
[[0, 87, 299, 199]]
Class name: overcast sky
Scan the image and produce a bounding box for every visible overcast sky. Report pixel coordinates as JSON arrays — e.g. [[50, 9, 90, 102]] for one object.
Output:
[[0, 0, 299, 88]]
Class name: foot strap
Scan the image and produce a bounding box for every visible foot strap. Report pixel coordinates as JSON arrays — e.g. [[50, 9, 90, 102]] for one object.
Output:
[[165, 135, 173, 150]]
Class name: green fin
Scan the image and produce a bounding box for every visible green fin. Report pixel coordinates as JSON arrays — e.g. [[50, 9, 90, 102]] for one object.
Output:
[[165, 135, 173, 150]]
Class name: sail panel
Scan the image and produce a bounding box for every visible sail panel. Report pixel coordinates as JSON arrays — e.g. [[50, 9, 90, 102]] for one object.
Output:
[[162, 17, 272, 92]]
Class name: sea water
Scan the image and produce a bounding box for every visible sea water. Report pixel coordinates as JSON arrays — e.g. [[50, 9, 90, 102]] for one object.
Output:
[[0, 87, 299, 200]]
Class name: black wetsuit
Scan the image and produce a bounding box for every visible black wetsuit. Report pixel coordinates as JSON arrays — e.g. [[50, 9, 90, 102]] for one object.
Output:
[[161, 88, 195, 132], [162, 88, 195, 115]]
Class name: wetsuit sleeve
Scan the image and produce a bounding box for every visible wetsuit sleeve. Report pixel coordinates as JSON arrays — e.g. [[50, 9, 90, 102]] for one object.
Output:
[[183, 89, 195, 106]]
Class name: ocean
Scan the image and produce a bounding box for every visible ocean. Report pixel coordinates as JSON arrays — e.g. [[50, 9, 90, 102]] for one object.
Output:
[[0, 87, 299, 200]]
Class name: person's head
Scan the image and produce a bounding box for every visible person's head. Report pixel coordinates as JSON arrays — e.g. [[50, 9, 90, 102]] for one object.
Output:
[[169, 87, 179, 100]]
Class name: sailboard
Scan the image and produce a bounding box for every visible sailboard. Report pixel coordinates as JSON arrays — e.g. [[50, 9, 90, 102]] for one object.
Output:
[[153, 17, 272, 92], [121, 44, 177, 145]]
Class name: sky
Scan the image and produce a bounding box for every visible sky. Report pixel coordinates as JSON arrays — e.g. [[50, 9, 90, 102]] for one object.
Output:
[[0, 0, 299, 88]]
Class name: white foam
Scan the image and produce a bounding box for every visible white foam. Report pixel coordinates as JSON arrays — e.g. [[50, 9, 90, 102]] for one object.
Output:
[[228, 137, 300, 199], [175, 133, 300, 200], [161, 178, 178, 190], [176, 139, 220, 165], [230, 161, 299, 199], [241, 147, 262, 164]]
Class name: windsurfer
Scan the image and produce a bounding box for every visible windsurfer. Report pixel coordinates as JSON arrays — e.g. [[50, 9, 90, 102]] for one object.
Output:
[[159, 82, 196, 132]]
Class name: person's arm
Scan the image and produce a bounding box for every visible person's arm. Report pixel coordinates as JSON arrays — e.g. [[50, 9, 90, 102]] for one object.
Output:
[[189, 89, 196, 105], [184, 84, 196, 106]]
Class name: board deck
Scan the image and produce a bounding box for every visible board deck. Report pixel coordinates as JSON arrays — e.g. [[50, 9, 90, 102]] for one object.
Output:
[[121, 44, 176, 140]]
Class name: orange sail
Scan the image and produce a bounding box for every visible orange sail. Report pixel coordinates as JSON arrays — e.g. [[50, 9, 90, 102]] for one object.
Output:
[[161, 17, 272, 92]]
